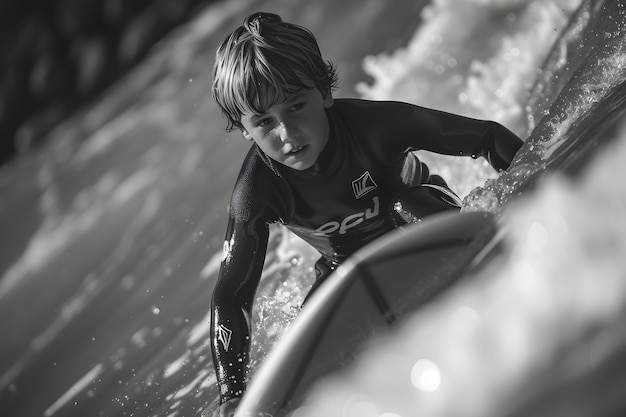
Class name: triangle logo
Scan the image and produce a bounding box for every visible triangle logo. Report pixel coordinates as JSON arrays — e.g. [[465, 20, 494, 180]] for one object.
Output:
[[217, 324, 233, 351], [352, 171, 378, 199]]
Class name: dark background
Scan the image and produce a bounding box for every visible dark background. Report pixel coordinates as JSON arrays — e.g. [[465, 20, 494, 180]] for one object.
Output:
[[0, 0, 213, 165]]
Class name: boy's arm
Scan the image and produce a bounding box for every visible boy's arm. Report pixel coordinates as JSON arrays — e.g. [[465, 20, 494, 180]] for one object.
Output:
[[362, 100, 524, 171], [457, 119, 523, 171], [210, 214, 269, 404], [407, 104, 523, 170]]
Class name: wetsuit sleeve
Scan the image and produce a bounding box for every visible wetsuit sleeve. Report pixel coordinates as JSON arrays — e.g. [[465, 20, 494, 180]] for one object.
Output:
[[361, 100, 524, 171], [209, 147, 288, 404], [210, 213, 268, 403]]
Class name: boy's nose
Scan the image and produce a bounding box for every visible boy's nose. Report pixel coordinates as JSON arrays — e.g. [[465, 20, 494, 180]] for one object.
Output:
[[276, 122, 295, 143]]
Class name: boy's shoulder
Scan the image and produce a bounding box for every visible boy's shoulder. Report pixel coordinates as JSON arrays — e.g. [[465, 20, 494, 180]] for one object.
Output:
[[331, 98, 421, 143], [333, 97, 382, 112], [332, 98, 418, 122], [233, 146, 279, 192], [229, 145, 290, 222]]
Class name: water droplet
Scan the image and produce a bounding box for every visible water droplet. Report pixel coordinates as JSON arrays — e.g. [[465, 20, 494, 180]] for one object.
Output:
[[410, 359, 441, 393]]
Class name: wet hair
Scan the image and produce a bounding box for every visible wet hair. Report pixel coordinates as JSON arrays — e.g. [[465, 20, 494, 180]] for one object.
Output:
[[212, 12, 339, 131]]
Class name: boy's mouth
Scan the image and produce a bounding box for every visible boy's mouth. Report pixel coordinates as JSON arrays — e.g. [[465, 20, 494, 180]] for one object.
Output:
[[286, 145, 307, 155]]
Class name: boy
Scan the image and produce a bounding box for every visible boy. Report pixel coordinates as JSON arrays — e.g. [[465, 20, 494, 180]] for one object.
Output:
[[209, 12, 523, 414]]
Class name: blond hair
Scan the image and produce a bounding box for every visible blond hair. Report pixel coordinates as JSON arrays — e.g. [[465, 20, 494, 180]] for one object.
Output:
[[212, 12, 339, 131]]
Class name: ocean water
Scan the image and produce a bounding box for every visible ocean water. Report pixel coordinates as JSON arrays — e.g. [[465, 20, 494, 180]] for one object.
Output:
[[1, 0, 625, 416]]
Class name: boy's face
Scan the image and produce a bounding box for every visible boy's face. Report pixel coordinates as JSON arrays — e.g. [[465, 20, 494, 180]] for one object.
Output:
[[240, 87, 334, 171]]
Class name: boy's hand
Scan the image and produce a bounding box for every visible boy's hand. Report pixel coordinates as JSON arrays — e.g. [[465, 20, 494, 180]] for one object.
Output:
[[213, 397, 241, 417]]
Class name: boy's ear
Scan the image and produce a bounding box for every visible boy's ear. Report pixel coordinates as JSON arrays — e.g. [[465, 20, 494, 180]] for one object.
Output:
[[323, 93, 334, 108], [241, 129, 253, 141]]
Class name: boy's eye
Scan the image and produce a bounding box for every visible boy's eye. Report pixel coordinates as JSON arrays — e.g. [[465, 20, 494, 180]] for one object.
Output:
[[256, 118, 272, 128], [290, 102, 304, 111]]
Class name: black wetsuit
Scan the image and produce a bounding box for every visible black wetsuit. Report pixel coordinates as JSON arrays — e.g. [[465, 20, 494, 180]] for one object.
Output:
[[210, 99, 523, 403]]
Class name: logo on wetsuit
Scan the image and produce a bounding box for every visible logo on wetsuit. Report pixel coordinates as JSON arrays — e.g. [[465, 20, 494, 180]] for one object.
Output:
[[352, 171, 378, 199], [314, 171, 381, 236], [217, 324, 233, 351]]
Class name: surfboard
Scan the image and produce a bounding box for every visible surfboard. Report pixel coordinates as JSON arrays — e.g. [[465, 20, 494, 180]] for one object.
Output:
[[236, 210, 500, 417]]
